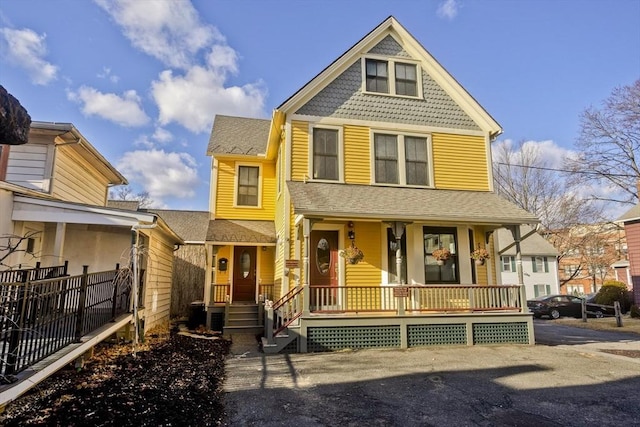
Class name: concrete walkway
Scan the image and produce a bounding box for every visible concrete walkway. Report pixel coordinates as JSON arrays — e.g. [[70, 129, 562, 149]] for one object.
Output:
[[224, 332, 640, 426]]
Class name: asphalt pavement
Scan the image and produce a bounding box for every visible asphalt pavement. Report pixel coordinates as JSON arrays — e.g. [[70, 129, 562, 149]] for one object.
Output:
[[223, 324, 640, 426]]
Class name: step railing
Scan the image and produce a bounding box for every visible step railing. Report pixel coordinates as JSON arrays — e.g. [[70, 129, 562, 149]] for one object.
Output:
[[264, 286, 303, 345]]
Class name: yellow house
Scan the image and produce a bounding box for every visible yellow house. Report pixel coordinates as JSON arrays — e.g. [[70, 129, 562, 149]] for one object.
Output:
[[204, 17, 539, 352]]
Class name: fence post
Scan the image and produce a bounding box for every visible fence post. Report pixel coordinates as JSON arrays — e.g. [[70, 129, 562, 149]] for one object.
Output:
[[63, 260, 69, 276], [6, 271, 30, 375], [75, 265, 89, 342], [111, 264, 120, 321], [35, 262, 41, 280], [614, 301, 623, 327], [258, 294, 265, 327]]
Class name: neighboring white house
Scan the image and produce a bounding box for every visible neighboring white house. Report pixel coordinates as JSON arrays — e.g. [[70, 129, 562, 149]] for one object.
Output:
[[495, 226, 560, 299]]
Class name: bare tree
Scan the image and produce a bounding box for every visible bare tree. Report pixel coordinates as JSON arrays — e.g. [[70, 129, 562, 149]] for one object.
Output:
[[493, 140, 601, 231], [567, 79, 640, 205], [0, 231, 40, 269], [109, 186, 154, 208]]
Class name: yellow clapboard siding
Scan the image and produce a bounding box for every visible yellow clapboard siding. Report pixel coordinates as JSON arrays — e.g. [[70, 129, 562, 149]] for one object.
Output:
[[214, 159, 276, 220], [259, 247, 275, 285], [473, 229, 489, 285], [291, 121, 309, 181], [344, 125, 370, 184], [345, 222, 381, 287], [52, 146, 109, 205], [432, 133, 489, 190]]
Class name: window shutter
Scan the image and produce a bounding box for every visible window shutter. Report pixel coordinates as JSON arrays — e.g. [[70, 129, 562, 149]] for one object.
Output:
[[534, 286, 539, 297], [546, 284, 551, 295], [510, 257, 516, 272], [544, 257, 549, 273], [532, 257, 537, 273]]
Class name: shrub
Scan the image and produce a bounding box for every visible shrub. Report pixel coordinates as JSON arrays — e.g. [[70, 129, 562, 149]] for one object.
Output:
[[630, 305, 640, 319], [595, 280, 631, 311]]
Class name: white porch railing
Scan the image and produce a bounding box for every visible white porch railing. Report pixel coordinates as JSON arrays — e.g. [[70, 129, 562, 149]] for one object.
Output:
[[308, 285, 525, 314]]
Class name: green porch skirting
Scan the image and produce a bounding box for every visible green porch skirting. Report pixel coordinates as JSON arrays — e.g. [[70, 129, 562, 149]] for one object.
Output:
[[298, 313, 533, 352]]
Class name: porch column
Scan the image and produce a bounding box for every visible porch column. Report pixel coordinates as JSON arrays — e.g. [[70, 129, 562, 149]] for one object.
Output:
[[391, 222, 406, 284], [302, 218, 311, 316], [53, 222, 66, 266]]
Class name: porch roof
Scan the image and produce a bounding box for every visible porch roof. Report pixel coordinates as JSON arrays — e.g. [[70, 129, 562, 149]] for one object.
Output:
[[287, 181, 539, 225], [206, 219, 276, 245]]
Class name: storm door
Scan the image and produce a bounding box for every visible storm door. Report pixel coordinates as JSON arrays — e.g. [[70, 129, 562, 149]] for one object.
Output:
[[232, 246, 257, 302]]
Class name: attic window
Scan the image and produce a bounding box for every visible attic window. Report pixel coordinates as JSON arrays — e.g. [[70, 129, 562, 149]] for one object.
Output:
[[363, 57, 421, 98]]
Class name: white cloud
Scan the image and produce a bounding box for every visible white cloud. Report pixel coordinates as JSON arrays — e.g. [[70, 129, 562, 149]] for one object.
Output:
[[152, 66, 266, 133], [0, 27, 58, 85], [94, 0, 221, 70], [153, 127, 173, 143], [97, 66, 120, 83], [437, 0, 460, 20], [116, 149, 200, 203], [493, 138, 576, 169], [67, 86, 150, 127]]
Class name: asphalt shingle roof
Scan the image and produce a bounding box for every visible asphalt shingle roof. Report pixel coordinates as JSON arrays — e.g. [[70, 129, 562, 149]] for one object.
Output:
[[147, 210, 210, 243], [286, 181, 539, 225], [206, 115, 271, 156], [206, 219, 276, 244], [496, 225, 558, 256], [617, 203, 640, 223]]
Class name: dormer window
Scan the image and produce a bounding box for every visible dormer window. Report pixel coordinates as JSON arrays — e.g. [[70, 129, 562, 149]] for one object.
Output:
[[363, 57, 421, 98]]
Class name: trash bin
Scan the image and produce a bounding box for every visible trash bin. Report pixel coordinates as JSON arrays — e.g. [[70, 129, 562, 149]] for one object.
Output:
[[187, 301, 206, 330]]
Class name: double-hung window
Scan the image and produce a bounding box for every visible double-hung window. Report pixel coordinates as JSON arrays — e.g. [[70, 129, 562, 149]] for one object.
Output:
[[373, 133, 430, 186], [364, 58, 420, 98], [312, 128, 340, 181], [237, 165, 259, 207]]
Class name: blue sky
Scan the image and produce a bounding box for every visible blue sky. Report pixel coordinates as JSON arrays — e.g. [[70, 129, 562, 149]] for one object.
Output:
[[1, 0, 639, 211]]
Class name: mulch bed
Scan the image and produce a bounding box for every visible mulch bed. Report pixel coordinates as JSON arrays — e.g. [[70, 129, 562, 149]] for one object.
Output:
[[0, 329, 232, 426]]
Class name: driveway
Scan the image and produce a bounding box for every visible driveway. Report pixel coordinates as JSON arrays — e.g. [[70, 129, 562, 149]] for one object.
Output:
[[224, 327, 640, 426]]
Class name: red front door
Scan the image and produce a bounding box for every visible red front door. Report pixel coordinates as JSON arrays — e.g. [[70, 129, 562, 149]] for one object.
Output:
[[233, 246, 256, 302], [310, 231, 338, 306]]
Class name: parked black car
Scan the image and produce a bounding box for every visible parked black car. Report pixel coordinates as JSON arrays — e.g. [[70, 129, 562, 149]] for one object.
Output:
[[528, 295, 584, 319], [584, 294, 617, 317], [527, 294, 614, 319]]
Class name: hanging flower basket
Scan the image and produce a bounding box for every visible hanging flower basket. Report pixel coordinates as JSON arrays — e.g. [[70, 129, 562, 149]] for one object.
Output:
[[471, 247, 490, 266], [340, 243, 364, 264], [431, 248, 451, 265]]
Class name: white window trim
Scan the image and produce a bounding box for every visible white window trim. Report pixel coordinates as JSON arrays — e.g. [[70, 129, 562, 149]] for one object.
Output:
[[308, 124, 344, 183], [234, 163, 262, 208], [361, 55, 423, 99], [369, 129, 433, 187]]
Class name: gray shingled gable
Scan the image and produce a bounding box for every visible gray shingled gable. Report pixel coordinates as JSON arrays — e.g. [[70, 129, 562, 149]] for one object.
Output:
[[206, 115, 271, 156], [287, 181, 538, 224], [295, 54, 480, 130], [496, 226, 559, 256], [367, 35, 412, 58]]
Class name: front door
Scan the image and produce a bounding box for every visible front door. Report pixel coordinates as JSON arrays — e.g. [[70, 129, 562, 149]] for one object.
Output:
[[233, 246, 256, 302], [310, 231, 338, 306]]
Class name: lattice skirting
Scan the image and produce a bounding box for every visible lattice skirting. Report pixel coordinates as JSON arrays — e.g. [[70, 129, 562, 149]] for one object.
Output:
[[473, 322, 530, 344], [408, 324, 467, 346], [307, 326, 401, 352], [302, 321, 531, 352]]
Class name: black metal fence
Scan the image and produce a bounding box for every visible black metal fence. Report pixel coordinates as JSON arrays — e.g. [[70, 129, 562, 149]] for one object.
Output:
[[0, 265, 132, 377], [0, 261, 69, 284]]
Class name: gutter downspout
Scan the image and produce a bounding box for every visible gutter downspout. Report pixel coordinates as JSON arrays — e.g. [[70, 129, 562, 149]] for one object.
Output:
[[131, 220, 158, 353]]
